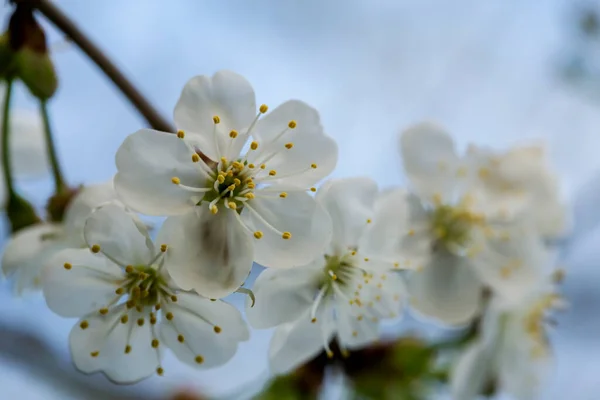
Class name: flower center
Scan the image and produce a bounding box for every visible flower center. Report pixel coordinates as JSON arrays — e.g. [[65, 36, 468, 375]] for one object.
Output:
[[199, 157, 257, 214], [430, 205, 484, 251], [119, 264, 168, 308], [321, 252, 357, 288]]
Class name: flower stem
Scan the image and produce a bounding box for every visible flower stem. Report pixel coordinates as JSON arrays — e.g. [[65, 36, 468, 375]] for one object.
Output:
[[2, 79, 15, 198], [40, 100, 66, 193]]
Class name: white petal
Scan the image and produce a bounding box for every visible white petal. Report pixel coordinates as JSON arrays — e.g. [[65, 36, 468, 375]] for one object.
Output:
[[115, 129, 202, 216], [160, 293, 249, 368], [315, 177, 378, 252], [450, 340, 493, 400], [269, 306, 335, 375], [84, 204, 154, 267], [174, 70, 256, 161], [1, 223, 66, 295], [336, 303, 379, 349], [42, 248, 123, 318], [9, 109, 49, 178], [246, 264, 320, 329], [408, 252, 481, 325], [249, 100, 338, 187], [157, 208, 253, 298], [62, 180, 118, 246], [471, 227, 551, 307], [69, 308, 160, 384], [399, 122, 461, 203], [242, 188, 332, 268]]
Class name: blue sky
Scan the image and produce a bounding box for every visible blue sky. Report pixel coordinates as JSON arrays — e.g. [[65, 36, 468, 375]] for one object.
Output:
[[2, 0, 600, 398]]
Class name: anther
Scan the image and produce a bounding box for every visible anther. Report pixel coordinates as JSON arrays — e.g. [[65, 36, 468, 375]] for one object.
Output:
[[254, 231, 263, 239], [137, 318, 145, 326], [326, 351, 333, 359], [288, 120, 297, 129], [195, 355, 204, 364], [220, 156, 228, 164], [125, 265, 134, 273], [124, 345, 132, 354], [310, 187, 316, 192], [245, 193, 255, 199], [311, 163, 317, 169], [279, 192, 287, 198], [170, 295, 178, 302], [285, 143, 294, 149], [269, 170, 277, 176], [160, 244, 168, 252], [213, 326, 222, 333], [250, 141, 259, 150], [260, 164, 266, 169], [91, 244, 101, 253], [99, 308, 108, 315], [233, 178, 241, 186], [229, 130, 238, 138], [248, 163, 255, 169], [151, 339, 159, 348], [352, 331, 358, 337], [166, 312, 174, 321], [228, 202, 237, 210], [90, 351, 99, 357], [192, 153, 200, 162], [217, 174, 225, 184], [115, 287, 124, 295], [177, 130, 185, 138], [155, 304, 161, 311], [213, 115, 220, 124], [259, 104, 268, 113], [210, 205, 218, 214], [126, 300, 135, 309], [136, 305, 143, 312], [177, 334, 185, 343], [156, 367, 164, 376], [79, 320, 89, 330], [366, 219, 372, 224], [364, 258, 369, 262], [63, 262, 72, 270], [311, 318, 317, 323], [121, 315, 129, 324], [150, 316, 157, 325], [282, 232, 292, 240], [171, 177, 180, 185]]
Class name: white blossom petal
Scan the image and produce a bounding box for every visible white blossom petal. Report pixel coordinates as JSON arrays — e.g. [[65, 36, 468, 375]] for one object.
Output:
[[69, 308, 160, 384], [269, 305, 335, 375], [336, 302, 380, 349], [42, 248, 122, 318], [1, 223, 66, 295], [246, 264, 320, 329], [399, 122, 462, 203], [316, 177, 378, 253], [242, 188, 332, 268], [408, 251, 481, 325], [84, 204, 154, 267], [62, 181, 118, 246], [160, 293, 249, 368], [157, 208, 253, 298], [115, 129, 201, 216], [174, 70, 256, 161], [450, 340, 492, 400], [249, 100, 337, 187]]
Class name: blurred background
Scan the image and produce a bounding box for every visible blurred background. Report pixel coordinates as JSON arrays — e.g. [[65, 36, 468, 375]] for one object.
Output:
[[2, 0, 600, 398]]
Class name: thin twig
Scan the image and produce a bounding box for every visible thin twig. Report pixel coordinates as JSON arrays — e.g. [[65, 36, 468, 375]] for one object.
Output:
[[13, 0, 175, 133]]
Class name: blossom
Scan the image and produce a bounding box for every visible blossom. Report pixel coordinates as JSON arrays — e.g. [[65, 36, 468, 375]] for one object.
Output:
[[114, 70, 337, 298], [450, 272, 564, 400], [246, 177, 405, 375], [1, 181, 116, 295], [395, 123, 554, 324], [42, 204, 249, 383]]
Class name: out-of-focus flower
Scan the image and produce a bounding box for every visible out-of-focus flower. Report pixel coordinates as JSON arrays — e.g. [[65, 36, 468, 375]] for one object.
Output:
[[451, 273, 564, 400], [1, 181, 115, 294], [42, 204, 249, 384], [391, 123, 558, 324], [247, 177, 405, 375], [114, 70, 337, 298]]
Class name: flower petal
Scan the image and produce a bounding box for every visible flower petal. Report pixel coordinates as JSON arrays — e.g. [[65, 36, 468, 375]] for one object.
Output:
[[450, 340, 492, 400], [69, 308, 160, 384], [84, 204, 154, 267], [269, 306, 335, 375], [249, 100, 338, 188], [399, 122, 462, 203], [408, 251, 481, 325], [157, 208, 253, 298], [243, 188, 332, 268], [336, 303, 380, 349], [42, 248, 123, 318], [2, 223, 66, 295], [174, 70, 256, 161], [115, 129, 203, 216], [160, 293, 249, 368], [246, 263, 320, 329], [315, 177, 378, 253]]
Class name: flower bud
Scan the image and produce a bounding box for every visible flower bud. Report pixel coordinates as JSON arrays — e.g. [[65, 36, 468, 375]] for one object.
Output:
[[6, 193, 41, 233], [0, 33, 16, 80]]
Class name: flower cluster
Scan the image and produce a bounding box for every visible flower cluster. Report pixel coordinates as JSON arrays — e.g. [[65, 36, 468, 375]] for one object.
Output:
[[1, 71, 568, 398]]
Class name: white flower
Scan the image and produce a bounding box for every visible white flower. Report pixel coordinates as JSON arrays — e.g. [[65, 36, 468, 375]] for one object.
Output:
[[397, 123, 552, 324], [465, 142, 569, 240], [41, 204, 249, 384], [114, 70, 337, 298], [246, 178, 406, 375], [451, 276, 563, 400], [1, 181, 116, 295]]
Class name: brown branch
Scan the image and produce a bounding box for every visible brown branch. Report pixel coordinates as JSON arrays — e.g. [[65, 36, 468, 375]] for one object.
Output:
[[12, 0, 175, 133]]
